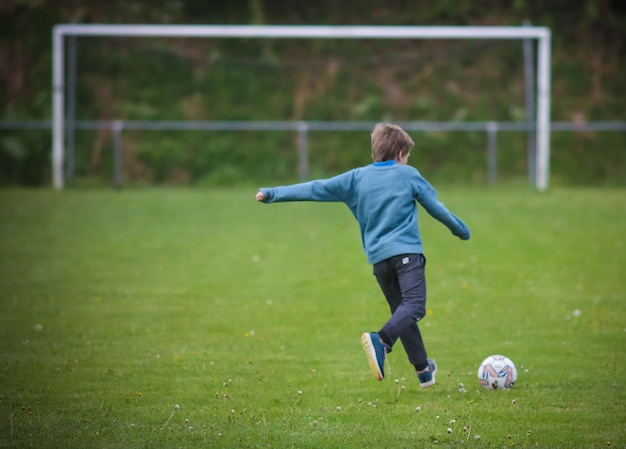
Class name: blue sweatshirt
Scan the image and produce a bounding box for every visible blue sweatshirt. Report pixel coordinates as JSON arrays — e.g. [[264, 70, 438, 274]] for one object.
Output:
[[259, 161, 470, 265]]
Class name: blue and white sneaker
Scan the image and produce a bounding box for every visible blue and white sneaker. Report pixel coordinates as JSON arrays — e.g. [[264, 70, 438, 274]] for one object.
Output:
[[361, 332, 390, 381], [417, 359, 437, 389]]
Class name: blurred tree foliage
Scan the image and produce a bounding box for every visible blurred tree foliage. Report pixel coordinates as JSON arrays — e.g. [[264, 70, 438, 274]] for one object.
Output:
[[0, 0, 624, 186]]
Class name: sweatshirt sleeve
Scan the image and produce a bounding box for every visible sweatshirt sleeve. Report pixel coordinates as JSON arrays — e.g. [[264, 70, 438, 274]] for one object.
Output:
[[259, 171, 355, 204], [414, 175, 471, 240]]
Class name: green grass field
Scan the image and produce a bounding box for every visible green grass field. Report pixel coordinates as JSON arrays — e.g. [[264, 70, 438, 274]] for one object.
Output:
[[0, 187, 625, 448]]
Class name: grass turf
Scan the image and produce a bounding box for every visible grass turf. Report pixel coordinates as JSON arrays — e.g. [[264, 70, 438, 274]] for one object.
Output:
[[0, 187, 624, 448]]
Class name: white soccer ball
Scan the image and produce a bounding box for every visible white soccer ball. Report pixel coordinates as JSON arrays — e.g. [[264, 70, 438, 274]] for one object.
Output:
[[477, 355, 517, 389]]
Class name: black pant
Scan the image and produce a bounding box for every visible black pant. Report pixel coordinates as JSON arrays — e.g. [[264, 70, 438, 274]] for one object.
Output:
[[373, 253, 428, 370]]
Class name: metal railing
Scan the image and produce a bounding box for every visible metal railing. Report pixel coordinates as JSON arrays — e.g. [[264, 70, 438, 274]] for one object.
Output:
[[1, 120, 625, 187]]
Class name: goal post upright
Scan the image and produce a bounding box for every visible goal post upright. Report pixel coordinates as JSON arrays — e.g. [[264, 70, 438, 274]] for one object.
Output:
[[52, 27, 65, 191], [535, 29, 551, 191], [52, 24, 551, 190]]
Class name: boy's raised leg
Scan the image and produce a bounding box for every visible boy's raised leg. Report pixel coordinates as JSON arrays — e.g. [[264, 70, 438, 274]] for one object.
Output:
[[361, 332, 390, 381]]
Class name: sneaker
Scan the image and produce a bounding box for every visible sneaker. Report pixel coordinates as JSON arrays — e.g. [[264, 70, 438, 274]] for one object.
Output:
[[417, 359, 437, 389], [361, 332, 389, 381]]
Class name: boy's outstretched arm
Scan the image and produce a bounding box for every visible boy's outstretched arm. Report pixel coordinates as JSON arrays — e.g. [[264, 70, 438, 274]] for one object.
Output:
[[414, 179, 471, 240], [255, 173, 354, 204]]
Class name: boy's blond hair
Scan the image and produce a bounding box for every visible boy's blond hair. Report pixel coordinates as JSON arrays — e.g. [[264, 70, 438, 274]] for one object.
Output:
[[371, 123, 415, 162]]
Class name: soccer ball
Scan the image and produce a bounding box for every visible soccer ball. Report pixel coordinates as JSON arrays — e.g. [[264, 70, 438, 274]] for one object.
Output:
[[477, 355, 517, 389]]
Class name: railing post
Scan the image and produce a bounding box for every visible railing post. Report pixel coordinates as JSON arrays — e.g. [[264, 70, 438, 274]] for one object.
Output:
[[487, 121, 498, 185], [297, 121, 309, 181], [112, 120, 123, 188]]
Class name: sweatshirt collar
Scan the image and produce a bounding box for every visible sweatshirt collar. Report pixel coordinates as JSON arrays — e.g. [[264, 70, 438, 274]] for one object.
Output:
[[373, 160, 396, 167]]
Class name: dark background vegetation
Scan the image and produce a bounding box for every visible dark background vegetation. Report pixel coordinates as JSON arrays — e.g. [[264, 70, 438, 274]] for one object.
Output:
[[0, 0, 625, 187]]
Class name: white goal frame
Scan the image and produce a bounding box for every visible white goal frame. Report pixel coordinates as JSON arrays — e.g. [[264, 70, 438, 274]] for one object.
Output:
[[52, 24, 551, 190]]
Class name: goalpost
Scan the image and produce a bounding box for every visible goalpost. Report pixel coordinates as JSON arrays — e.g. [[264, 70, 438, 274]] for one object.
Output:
[[52, 24, 551, 190]]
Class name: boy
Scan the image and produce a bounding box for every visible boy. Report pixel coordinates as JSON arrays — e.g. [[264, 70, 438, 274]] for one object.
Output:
[[255, 123, 470, 388]]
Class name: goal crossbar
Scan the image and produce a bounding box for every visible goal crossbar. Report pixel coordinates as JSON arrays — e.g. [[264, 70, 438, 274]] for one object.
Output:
[[52, 24, 551, 189]]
